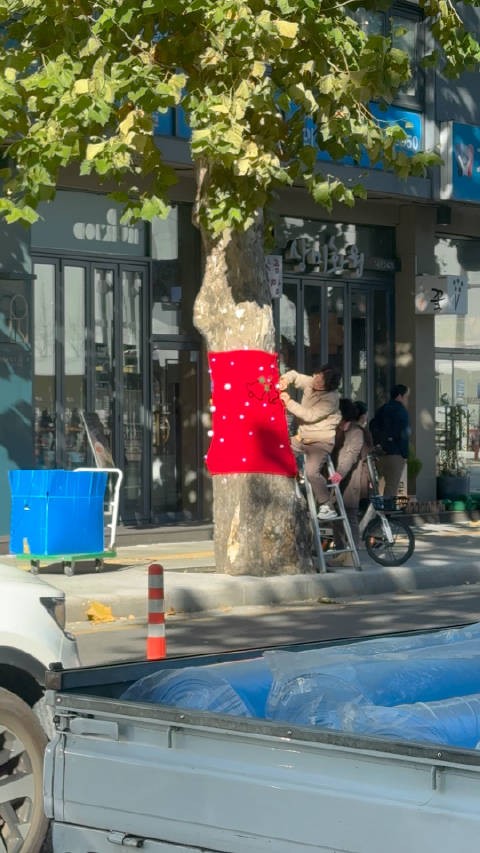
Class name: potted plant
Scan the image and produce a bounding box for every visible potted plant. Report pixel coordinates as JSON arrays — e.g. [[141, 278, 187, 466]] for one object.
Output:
[[436, 403, 470, 500], [407, 446, 422, 480]]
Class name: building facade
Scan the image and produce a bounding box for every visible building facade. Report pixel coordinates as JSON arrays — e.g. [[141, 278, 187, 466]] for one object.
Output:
[[1, 3, 480, 538]]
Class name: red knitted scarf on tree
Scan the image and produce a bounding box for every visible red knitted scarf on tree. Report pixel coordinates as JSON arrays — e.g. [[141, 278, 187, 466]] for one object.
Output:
[[205, 349, 297, 477]]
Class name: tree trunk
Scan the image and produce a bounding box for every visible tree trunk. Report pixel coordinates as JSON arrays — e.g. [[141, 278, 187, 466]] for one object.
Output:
[[211, 473, 313, 576], [193, 170, 313, 575]]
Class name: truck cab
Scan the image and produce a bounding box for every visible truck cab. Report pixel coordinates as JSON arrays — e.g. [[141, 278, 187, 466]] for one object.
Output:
[[0, 562, 80, 853]]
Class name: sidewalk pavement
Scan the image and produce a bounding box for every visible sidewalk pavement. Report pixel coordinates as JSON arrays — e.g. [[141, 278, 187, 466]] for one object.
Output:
[[4, 520, 480, 624]]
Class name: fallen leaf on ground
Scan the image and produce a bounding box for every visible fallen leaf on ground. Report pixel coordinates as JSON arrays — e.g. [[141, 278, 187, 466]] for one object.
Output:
[[86, 601, 115, 622]]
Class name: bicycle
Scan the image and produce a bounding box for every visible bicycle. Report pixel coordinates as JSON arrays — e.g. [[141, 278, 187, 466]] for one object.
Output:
[[359, 453, 415, 566], [297, 451, 415, 570]]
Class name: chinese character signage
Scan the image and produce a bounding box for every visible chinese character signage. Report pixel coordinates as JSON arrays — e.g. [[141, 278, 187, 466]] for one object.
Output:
[[265, 255, 283, 298], [284, 235, 364, 277], [415, 274, 468, 315], [440, 122, 480, 203]]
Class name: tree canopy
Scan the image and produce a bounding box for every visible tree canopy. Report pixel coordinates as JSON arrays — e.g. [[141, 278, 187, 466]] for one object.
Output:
[[2, 0, 480, 576], [1, 0, 480, 235]]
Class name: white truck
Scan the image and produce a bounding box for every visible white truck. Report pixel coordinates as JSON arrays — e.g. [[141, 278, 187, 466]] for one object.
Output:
[[43, 620, 480, 853], [0, 561, 80, 853]]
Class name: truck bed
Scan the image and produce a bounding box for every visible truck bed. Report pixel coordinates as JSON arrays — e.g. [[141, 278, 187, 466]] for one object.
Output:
[[44, 631, 480, 853]]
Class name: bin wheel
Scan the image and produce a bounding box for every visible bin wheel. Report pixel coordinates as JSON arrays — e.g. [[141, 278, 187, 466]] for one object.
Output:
[[30, 560, 40, 575], [63, 561, 75, 577], [94, 558, 104, 572]]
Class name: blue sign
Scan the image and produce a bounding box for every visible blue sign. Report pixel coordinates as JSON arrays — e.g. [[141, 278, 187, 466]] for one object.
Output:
[[450, 122, 480, 203], [152, 98, 422, 168], [153, 106, 191, 140], [307, 103, 423, 167]]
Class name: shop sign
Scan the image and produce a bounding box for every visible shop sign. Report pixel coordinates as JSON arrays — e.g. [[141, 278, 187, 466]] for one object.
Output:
[[440, 122, 480, 203], [284, 234, 365, 277], [153, 107, 190, 140], [32, 191, 146, 256], [72, 207, 140, 245], [415, 274, 468, 315], [364, 256, 398, 272], [306, 103, 423, 167], [265, 255, 283, 297]]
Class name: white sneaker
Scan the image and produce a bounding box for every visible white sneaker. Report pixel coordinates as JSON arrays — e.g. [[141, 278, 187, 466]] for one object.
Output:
[[317, 505, 338, 520], [327, 552, 356, 567], [327, 552, 346, 565]]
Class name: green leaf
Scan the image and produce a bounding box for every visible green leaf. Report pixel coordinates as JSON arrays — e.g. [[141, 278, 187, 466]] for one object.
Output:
[[273, 19, 298, 42], [0, 0, 478, 240]]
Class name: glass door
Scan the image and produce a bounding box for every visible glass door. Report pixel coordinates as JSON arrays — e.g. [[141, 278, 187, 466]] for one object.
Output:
[[350, 288, 368, 403], [121, 267, 145, 521], [33, 256, 149, 523], [92, 262, 147, 522], [276, 276, 393, 412], [64, 264, 87, 467], [92, 265, 115, 468], [151, 343, 200, 522], [33, 260, 57, 468]]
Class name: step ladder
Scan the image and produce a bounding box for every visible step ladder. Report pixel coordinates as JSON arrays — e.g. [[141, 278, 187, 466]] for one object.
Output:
[[302, 454, 361, 573]]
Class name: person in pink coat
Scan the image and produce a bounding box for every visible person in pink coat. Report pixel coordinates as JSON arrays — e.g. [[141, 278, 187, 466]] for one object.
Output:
[[328, 399, 373, 566]]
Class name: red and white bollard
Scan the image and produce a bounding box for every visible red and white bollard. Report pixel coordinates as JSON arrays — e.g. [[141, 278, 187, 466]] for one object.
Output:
[[146, 563, 167, 660]]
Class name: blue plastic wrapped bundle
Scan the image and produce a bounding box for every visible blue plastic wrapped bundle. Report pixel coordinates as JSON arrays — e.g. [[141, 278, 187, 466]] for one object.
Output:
[[266, 648, 480, 724], [266, 670, 362, 728], [266, 622, 480, 677], [121, 657, 273, 718], [340, 693, 480, 748]]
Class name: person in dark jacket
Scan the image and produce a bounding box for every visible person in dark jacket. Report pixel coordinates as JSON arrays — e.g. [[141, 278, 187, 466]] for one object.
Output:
[[373, 384, 411, 497]]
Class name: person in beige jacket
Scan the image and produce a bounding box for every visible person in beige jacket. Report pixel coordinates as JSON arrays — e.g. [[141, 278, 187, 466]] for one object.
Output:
[[279, 362, 341, 519]]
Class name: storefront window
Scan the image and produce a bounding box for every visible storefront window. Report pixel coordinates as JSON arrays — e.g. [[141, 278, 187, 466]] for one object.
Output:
[[0, 278, 33, 479], [435, 237, 480, 478], [350, 5, 423, 107], [122, 269, 144, 519], [64, 266, 86, 468], [151, 346, 200, 522], [434, 358, 479, 471], [435, 237, 480, 349], [391, 13, 421, 100], [350, 8, 384, 36], [279, 282, 300, 372], [33, 263, 56, 468], [93, 267, 115, 465], [303, 284, 321, 370], [351, 290, 368, 402], [151, 205, 200, 337], [373, 289, 391, 406], [327, 285, 344, 379]]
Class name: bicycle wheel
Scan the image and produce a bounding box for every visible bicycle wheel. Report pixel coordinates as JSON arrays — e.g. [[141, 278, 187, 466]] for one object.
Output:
[[363, 516, 415, 566]]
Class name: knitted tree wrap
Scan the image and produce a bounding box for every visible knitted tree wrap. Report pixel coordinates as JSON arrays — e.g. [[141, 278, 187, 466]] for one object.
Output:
[[205, 349, 297, 477]]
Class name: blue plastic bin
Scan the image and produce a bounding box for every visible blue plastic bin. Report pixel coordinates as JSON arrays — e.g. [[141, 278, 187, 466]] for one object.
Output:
[[8, 470, 108, 556]]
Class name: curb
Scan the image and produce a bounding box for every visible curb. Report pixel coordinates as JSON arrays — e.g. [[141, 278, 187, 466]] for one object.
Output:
[[64, 561, 480, 624]]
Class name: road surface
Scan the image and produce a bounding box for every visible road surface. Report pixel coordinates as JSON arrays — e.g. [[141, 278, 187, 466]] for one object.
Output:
[[72, 581, 480, 665]]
